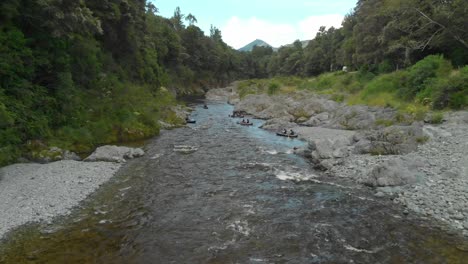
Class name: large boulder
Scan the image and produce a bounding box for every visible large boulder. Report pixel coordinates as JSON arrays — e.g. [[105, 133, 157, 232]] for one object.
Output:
[[85, 145, 145, 163], [302, 112, 330, 127], [354, 124, 425, 155], [327, 105, 396, 130], [361, 156, 426, 187], [235, 94, 274, 118], [309, 136, 354, 170], [260, 117, 296, 131], [258, 103, 293, 119]]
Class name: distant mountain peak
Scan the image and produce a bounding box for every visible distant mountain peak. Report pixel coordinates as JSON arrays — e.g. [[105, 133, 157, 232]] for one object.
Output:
[[238, 39, 272, 52]]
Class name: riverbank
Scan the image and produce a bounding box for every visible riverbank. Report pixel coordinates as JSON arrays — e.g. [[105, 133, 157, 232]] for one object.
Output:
[[0, 161, 121, 239], [207, 85, 468, 237], [0, 145, 150, 240]]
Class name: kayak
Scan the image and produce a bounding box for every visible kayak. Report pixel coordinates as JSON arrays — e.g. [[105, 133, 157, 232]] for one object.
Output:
[[229, 115, 245, 118], [186, 120, 196, 124], [276, 132, 298, 138], [238, 122, 253, 126]]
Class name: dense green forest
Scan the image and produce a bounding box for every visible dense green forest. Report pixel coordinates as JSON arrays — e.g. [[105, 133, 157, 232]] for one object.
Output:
[[0, 0, 467, 166]]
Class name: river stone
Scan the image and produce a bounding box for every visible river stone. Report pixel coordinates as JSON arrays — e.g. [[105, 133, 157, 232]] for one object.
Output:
[[355, 124, 424, 155], [85, 145, 145, 163], [293, 147, 312, 158], [235, 94, 274, 117], [361, 158, 425, 187], [441, 168, 462, 178], [62, 150, 81, 161], [309, 136, 352, 159], [374, 192, 385, 197], [327, 105, 376, 130], [302, 112, 330, 127], [260, 117, 296, 131]]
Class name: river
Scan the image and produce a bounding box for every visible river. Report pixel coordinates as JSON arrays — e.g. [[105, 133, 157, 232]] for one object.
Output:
[[1, 102, 468, 263]]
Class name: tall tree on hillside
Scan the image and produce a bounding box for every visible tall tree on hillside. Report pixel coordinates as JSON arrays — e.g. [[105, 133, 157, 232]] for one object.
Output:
[[171, 6, 185, 31], [382, 0, 468, 65], [210, 25, 223, 43], [146, 2, 159, 14], [185, 13, 197, 26]]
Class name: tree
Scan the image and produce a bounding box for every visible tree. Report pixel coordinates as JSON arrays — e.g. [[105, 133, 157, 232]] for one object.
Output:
[[185, 13, 197, 26], [171, 6, 185, 31]]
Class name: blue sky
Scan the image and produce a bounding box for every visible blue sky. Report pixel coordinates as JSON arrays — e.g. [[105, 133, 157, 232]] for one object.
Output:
[[151, 0, 357, 49]]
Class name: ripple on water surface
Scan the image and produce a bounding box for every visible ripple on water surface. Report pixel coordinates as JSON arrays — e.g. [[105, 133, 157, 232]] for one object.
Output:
[[1, 103, 468, 263]]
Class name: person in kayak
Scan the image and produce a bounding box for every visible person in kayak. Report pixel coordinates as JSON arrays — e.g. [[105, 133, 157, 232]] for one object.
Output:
[[289, 129, 295, 135]]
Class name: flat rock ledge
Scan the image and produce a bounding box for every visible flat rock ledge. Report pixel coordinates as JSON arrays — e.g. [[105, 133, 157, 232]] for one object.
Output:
[[0, 160, 122, 239], [85, 145, 145, 163]]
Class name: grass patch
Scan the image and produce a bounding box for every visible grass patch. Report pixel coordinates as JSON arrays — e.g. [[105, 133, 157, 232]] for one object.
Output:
[[428, 112, 444, 124]]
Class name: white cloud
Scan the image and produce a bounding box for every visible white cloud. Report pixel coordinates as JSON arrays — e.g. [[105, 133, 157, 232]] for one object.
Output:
[[298, 14, 344, 40], [221, 15, 344, 49]]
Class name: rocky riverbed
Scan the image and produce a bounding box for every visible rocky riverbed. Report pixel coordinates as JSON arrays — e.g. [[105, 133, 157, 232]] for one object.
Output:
[[0, 145, 144, 240], [206, 85, 468, 237]]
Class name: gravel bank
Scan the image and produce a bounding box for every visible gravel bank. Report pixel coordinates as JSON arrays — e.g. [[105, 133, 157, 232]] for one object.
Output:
[[0, 160, 121, 239], [329, 120, 468, 235]]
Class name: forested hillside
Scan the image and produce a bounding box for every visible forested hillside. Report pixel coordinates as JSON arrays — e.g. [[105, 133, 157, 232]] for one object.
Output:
[[0, 1, 254, 165]]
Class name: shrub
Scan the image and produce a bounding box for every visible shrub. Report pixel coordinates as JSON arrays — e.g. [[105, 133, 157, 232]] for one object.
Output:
[[267, 82, 280, 95], [377, 60, 394, 74], [428, 112, 444, 124], [361, 71, 405, 99], [375, 119, 394, 127], [331, 94, 345, 102], [401, 55, 452, 100]]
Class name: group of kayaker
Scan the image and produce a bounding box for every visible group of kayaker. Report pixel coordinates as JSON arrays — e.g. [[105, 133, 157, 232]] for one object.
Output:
[[281, 129, 296, 136], [188, 105, 298, 137]]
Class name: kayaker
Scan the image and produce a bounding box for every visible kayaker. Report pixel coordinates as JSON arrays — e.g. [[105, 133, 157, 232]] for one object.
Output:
[[282, 129, 287, 134], [289, 129, 295, 135], [246, 119, 250, 124]]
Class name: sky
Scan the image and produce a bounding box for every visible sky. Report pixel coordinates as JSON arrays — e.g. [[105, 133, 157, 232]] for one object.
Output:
[[152, 0, 358, 49]]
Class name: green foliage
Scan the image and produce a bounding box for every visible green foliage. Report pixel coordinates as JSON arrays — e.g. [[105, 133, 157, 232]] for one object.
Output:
[[0, 1, 251, 166], [331, 94, 345, 102], [267, 82, 280, 95], [401, 55, 453, 100], [375, 119, 395, 127], [416, 136, 430, 144], [429, 112, 444, 124]]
